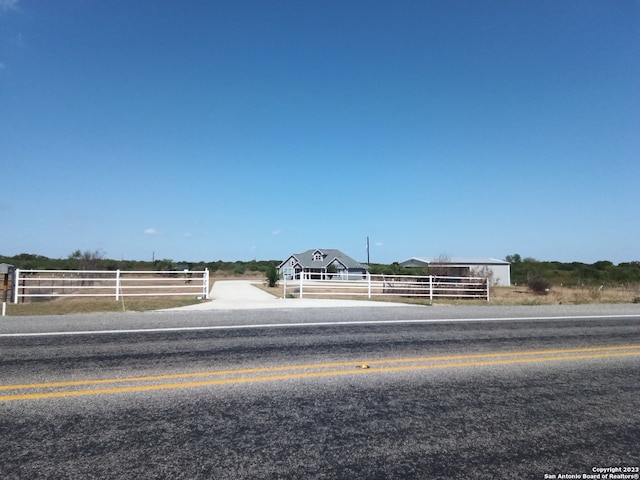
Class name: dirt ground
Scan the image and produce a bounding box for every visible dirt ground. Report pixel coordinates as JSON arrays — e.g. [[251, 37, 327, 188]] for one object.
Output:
[[488, 284, 640, 305], [253, 277, 640, 306]]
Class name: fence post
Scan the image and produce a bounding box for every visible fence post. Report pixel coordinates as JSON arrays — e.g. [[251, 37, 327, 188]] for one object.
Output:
[[299, 271, 303, 298], [367, 271, 371, 299], [115, 270, 121, 301], [429, 275, 433, 303], [203, 268, 209, 299], [486, 279, 490, 302], [13, 268, 19, 303], [283, 274, 287, 299]]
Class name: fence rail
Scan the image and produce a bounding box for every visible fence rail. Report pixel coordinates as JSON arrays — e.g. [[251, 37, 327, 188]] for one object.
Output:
[[12, 269, 209, 302], [284, 273, 489, 301]]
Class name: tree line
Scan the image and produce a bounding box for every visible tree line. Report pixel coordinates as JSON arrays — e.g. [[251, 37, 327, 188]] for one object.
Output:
[[0, 251, 280, 276], [369, 254, 640, 287], [2, 251, 639, 287], [504, 254, 640, 287]]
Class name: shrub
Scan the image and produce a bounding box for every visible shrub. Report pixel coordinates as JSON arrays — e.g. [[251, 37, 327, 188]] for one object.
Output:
[[233, 264, 246, 275], [265, 264, 279, 288], [528, 277, 552, 295]]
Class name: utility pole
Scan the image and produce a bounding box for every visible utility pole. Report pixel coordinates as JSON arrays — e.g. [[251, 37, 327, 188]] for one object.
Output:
[[366, 236, 370, 265]]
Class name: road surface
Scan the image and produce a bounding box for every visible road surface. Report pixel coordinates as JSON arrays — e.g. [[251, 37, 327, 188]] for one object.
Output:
[[1, 304, 639, 479]]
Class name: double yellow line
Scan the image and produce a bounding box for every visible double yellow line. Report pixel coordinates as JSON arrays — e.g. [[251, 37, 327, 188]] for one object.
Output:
[[1, 345, 639, 402]]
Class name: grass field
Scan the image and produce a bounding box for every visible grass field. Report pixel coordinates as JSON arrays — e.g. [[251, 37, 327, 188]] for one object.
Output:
[[4, 296, 207, 316], [259, 281, 640, 306], [3, 274, 639, 316]]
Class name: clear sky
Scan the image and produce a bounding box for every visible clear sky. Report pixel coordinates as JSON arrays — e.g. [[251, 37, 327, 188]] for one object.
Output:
[[1, 0, 638, 264]]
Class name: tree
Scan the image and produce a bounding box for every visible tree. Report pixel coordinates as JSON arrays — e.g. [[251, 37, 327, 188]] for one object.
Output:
[[428, 254, 451, 276], [471, 265, 495, 286], [69, 249, 104, 270], [505, 253, 521, 264], [153, 258, 175, 271], [265, 264, 279, 288]]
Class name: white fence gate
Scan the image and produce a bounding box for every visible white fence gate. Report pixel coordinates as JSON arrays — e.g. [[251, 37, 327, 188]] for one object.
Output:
[[284, 273, 489, 301], [12, 269, 209, 302]]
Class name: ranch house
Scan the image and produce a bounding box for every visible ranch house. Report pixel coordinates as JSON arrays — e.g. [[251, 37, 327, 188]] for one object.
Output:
[[278, 249, 370, 280]]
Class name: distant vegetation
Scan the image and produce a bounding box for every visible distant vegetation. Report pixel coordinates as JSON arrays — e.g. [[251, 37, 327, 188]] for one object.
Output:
[[2, 251, 639, 289], [0, 251, 281, 276], [368, 254, 640, 289], [504, 254, 640, 287]]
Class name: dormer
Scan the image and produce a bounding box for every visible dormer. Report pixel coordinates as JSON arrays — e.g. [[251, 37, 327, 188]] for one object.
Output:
[[330, 258, 347, 269], [312, 249, 325, 262]]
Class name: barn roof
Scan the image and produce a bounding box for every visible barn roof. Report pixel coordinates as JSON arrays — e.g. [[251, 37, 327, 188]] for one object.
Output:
[[399, 257, 510, 267]]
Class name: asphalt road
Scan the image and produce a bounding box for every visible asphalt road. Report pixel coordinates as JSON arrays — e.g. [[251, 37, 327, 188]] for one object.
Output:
[[1, 305, 639, 479]]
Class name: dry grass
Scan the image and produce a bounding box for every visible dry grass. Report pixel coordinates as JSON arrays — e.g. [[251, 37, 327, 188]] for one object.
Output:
[[5, 270, 217, 315], [489, 284, 640, 306], [4, 296, 207, 316], [4, 272, 261, 316], [6, 273, 639, 316], [256, 281, 640, 306]]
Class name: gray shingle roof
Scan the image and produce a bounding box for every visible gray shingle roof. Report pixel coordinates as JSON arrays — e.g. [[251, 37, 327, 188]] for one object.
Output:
[[279, 249, 369, 270]]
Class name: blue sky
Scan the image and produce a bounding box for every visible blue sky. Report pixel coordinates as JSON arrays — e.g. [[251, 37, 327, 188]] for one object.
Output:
[[1, 1, 638, 264]]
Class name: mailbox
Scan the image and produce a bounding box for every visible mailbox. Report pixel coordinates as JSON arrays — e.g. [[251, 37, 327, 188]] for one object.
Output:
[[0, 263, 14, 274]]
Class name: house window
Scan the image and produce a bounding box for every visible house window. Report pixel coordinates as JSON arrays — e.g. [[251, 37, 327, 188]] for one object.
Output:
[[313, 252, 323, 261]]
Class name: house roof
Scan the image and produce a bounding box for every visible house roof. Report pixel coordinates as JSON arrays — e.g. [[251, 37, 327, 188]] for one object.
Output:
[[399, 257, 510, 267], [279, 249, 370, 270]]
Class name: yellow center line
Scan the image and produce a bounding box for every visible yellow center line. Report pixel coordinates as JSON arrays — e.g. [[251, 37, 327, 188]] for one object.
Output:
[[2, 344, 638, 391], [1, 345, 638, 402]]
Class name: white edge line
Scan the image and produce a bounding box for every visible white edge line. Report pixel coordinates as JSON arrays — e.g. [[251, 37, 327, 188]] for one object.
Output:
[[0, 314, 638, 337]]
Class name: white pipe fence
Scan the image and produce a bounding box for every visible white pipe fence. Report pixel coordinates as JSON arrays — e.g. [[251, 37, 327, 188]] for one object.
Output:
[[284, 273, 489, 301], [12, 269, 209, 302]]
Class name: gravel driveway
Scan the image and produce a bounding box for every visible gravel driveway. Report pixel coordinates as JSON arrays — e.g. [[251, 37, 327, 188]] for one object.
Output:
[[170, 280, 410, 310]]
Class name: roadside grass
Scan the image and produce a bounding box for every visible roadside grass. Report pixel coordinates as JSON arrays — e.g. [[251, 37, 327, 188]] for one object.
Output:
[[3, 273, 253, 316], [489, 285, 640, 305], [5, 274, 638, 316], [5, 296, 207, 316], [256, 282, 640, 306]]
